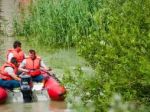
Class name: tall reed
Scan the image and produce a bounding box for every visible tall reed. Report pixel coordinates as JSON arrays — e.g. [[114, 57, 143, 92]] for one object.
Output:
[[14, 0, 101, 47]]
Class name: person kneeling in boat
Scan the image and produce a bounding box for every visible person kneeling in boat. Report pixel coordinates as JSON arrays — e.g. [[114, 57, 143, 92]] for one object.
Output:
[[19, 49, 50, 82], [0, 57, 21, 90]]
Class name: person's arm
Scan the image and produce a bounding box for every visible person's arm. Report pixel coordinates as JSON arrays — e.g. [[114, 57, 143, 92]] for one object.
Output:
[[10, 73, 21, 81], [23, 52, 27, 59], [7, 53, 14, 62], [40, 60, 51, 71], [4, 67, 21, 81], [18, 59, 29, 73]]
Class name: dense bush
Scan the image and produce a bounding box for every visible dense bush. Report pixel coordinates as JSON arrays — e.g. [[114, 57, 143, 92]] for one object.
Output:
[[63, 0, 150, 111], [77, 0, 150, 111]]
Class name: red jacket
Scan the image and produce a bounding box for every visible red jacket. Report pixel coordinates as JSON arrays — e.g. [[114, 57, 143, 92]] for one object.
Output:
[[7, 48, 25, 64], [25, 56, 41, 77], [0, 62, 17, 80]]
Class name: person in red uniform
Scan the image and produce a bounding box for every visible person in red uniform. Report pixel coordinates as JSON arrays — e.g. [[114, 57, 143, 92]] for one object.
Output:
[[19, 49, 49, 82], [7, 40, 25, 66], [0, 57, 21, 90]]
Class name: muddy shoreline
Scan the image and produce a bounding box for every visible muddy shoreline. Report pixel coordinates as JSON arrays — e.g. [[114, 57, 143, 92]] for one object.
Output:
[[0, 0, 18, 36], [0, 0, 2, 32], [0, 0, 18, 58]]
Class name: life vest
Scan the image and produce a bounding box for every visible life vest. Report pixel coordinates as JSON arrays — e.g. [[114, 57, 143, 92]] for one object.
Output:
[[0, 62, 18, 80], [7, 48, 25, 64], [25, 56, 41, 77]]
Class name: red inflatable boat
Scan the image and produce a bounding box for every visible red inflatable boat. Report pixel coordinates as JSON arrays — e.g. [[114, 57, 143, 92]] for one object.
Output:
[[0, 87, 8, 103], [43, 71, 66, 101], [0, 71, 66, 103]]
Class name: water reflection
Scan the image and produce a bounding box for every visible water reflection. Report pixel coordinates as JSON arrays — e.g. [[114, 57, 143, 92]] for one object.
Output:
[[49, 101, 68, 112], [0, 101, 69, 112]]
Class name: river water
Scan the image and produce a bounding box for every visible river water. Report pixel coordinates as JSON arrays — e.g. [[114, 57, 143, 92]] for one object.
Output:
[[0, 101, 69, 112], [0, 0, 70, 112]]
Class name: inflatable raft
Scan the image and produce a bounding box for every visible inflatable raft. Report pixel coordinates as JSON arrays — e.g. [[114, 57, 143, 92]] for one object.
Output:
[[0, 87, 8, 103], [0, 71, 66, 103]]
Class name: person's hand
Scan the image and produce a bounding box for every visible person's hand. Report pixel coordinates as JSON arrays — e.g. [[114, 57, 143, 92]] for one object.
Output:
[[49, 70, 54, 75], [25, 69, 30, 73], [17, 77, 21, 81], [46, 67, 52, 71]]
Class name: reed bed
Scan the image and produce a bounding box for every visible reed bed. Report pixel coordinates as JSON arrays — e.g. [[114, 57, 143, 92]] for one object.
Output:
[[14, 0, 101, 47]]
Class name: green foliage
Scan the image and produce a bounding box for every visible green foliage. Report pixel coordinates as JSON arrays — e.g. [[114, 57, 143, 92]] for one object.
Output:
[[77, 0, 150, 111]]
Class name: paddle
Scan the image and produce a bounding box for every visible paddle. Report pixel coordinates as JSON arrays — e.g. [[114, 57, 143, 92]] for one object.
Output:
[[40, 69, 61, 83]]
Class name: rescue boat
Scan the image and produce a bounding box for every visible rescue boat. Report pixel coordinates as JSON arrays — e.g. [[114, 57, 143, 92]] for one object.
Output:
[[0, 87, 8, 103], [0, 71, 66, 103], [43, 71, 66, 101]]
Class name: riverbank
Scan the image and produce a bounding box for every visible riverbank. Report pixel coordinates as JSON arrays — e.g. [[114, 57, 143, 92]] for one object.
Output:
[[0, 0, 17, 66], [0, 0, 18, 62]]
